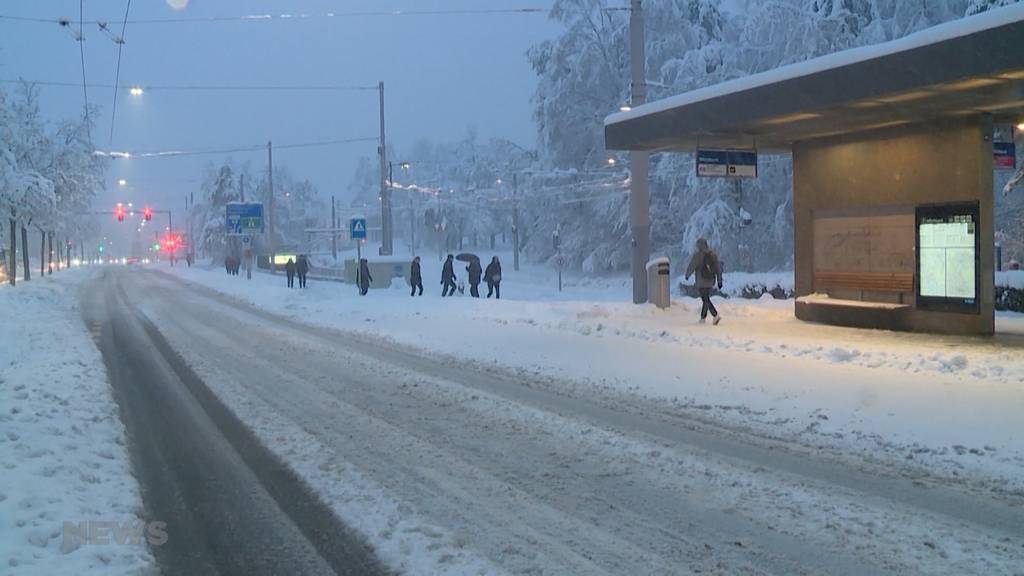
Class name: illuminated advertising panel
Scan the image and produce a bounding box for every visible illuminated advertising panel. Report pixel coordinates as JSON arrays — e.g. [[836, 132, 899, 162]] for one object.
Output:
[[915, 202, 980, 313]]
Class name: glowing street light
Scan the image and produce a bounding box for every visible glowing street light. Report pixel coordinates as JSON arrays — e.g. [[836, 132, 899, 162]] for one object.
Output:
[[118, 179, 127, 187], [129, 86, 144, 97], [607, 157, 617, 166]]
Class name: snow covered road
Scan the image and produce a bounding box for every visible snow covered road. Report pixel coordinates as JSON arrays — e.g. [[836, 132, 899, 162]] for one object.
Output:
[[98, 267, 1024, 575]]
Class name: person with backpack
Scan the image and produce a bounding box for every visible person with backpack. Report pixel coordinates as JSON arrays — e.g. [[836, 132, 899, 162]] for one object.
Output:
[[684, 238, 723, 324], [285, 258, 297, 289], [296, 255, 310, 288], [441, 254, 457, 297], [357, 258, 373, 296], [484, 256, 502, 299], [410, 256, 423, 296]]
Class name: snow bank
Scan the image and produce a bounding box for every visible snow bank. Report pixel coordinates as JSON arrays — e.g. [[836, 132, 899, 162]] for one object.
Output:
[[0, 269, 154, 575], [996, 270, 1024, 289]]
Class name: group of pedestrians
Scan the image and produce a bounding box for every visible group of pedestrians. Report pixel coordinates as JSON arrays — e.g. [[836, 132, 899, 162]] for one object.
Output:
[[267, 239, 719, 324], [224, 255, 241, 276], [411, 254, 502, 299], [284, 255, 310, 288]]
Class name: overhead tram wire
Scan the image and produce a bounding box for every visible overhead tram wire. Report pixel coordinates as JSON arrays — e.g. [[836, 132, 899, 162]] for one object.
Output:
[[94, 136, 379, 159], [77, 0, 90, 139], [108, 0, 132, 145], [0, 79, 377, 92], [0, 7, 607, 27]]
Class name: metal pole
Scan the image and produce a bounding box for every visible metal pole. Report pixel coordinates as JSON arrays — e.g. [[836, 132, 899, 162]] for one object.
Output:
[[629, 0, 650, 304], [168, 211, 174, 266], [378, 81, 392, 255], [268, 141, 276, 273], [736, 178, 744, 272], [410, 193, 416, 257], [512, 173, 520, 272], [331, 195, 337, 261]]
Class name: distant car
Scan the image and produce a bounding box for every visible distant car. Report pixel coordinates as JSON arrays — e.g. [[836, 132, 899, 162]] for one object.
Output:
[[126, 258, 139, 266]]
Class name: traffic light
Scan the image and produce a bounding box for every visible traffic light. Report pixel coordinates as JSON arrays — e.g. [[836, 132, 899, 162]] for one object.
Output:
[[115, 203, 126, 223], [143, 207, 153, 221]]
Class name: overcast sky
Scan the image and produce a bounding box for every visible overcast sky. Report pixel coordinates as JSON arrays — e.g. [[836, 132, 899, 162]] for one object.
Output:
[[0, 0, 562, 221]]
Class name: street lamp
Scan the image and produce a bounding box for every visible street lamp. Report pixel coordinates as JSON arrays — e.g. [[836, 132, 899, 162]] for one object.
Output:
[[129, 86, 144, 97], [118, 179, 127, 187]]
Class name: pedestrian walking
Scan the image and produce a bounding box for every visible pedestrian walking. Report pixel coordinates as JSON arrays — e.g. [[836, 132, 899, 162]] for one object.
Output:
[[296, 255, 310, 288], [684, 238, 723, 324], [410, 256, 424, 296], [441, 254, 457, 297], [466, 258, 482, 298], [285, 258, 296, 289], [485, 256, 502, 299], [357, 258, 373, 296]]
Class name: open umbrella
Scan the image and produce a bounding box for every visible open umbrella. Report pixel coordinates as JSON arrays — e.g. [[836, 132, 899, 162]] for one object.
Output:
[[455, 253, 479, 264]]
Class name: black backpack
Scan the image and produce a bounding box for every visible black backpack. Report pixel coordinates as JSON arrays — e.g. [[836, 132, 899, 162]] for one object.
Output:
[[699, 252, 716, 281]]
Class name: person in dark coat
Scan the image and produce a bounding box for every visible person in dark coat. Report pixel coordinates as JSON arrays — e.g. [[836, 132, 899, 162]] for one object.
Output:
[[485, 256, 502, 299], [357, 258, 373, 296], [410, 256, 423, 296], [296, 255, 310, 288], [285, 258, 296, 288], [225, 256, 232, 275], [466, 258, 482, 298], [684, 238, 724, 324], [441, 254, 457, 297]]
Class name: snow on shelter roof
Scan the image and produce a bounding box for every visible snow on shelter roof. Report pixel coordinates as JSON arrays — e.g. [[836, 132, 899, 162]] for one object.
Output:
[[605, 4, 1024, 153]]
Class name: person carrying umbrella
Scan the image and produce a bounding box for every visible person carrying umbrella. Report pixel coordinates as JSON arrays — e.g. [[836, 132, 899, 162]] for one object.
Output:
[[457, 253, 482, 298]]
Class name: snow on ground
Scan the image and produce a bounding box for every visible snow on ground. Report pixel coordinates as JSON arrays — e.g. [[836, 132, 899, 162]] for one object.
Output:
[[0, 269, 154, 575], [162, 256, 1024, 492], [997, 269, 1024, 289]]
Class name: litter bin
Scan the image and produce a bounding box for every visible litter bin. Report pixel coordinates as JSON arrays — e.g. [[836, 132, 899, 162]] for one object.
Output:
[[645, 256, 671, 309]]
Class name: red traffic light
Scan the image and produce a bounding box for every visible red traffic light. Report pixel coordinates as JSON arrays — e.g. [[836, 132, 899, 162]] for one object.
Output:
[[115, 203, 126, 222], [143, 207, 153, 221]]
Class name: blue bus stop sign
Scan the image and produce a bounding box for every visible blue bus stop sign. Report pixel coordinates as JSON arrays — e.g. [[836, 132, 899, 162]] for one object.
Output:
[[350, 217, 367, 240]]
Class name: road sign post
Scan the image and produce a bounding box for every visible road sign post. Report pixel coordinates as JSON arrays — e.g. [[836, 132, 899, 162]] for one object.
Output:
[[350, 216, 367, 270]]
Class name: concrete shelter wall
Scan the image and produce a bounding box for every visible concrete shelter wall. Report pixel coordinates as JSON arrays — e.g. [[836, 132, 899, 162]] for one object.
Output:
[[793, 117, 994, 335]]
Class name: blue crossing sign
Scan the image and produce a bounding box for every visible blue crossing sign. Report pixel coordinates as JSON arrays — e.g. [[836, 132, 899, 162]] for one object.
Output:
[[350, 217, 367, 240]]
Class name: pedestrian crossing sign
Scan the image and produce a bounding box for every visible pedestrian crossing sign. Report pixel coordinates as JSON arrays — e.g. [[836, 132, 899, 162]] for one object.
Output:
[[350, 217, 367, 240]]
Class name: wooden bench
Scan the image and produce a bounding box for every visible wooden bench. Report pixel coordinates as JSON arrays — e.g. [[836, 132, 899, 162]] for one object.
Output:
[[797, 271, 915, 330], [814, 271, 914, 299]]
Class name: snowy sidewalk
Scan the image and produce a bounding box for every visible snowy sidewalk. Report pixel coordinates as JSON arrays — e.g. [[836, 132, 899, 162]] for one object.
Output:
[[0, 270, 154, 575], [163, 262, 1024, 491]]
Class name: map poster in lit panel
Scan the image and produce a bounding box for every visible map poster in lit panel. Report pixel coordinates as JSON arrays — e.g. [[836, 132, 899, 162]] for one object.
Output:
[[915, 202, 980, 314]]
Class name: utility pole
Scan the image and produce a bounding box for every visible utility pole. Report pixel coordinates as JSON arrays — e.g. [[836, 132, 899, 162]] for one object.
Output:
[[168, 211, 174, 266], [240, 173, 245, 202], [268, 141, 276, 273], [436, 192, 443, 262], [331, 195, 337, 261], [410, 192, 416, 257], [629, 0, 650, 304], [378, 81, 393, 255], [512, 173, 520, 271]]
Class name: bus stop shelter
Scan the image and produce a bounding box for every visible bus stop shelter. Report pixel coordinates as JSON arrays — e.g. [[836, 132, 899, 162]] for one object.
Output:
[[605, 5, 1024, 335]]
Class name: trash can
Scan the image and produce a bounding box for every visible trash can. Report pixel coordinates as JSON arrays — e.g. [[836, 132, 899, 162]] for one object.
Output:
[[645, 256, 671, 309]]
